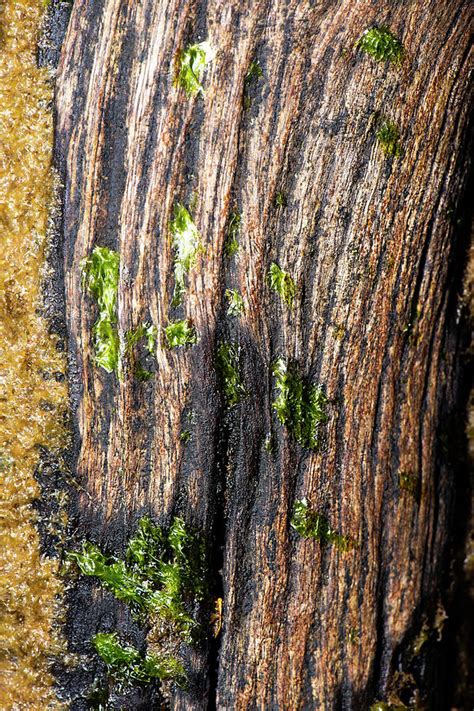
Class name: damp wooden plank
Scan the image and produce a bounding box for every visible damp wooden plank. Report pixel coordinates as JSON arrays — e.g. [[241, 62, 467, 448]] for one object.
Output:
[[55, 1, 472, 708]]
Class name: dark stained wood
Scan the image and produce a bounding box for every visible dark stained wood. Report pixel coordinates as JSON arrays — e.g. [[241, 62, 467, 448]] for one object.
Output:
[[55, 0, 473, 708]]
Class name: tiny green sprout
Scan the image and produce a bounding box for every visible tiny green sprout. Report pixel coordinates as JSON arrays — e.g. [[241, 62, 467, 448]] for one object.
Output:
[[244, 60, 263, 86], [164, 319, 198, 348], [126, 322, 157, 356], [216, 342, 246, 406], [92, 632, 186, 688], [376, 118, 402, 157], [356, 26, 404, 65], [398, 471, 419, 498], [125, 322, 158, 381], [272, 358, 328, 450], [225, 211, 241, 257], [170, 203, 202, 307], [81, 246, 120, 373], [180, 429, 191, 444], [175, 41, 215, 96], [243, 60, 263, 108], [291, 498, 356, 551], [275, 192, 287, 207], [348, 628, 360, 644], [267, 262, 296, 309], [225, 289, 244, 317], [264, 433, 274, 453], [134, 363, 154, 382]]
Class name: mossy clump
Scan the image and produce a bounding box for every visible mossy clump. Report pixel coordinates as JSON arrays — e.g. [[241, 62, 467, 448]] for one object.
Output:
[[69, 516, 206, 640], [175, 42, 215, 96], [170, 203, 202, 307], [275, 191, 287, 207], [164, 319, 198, 348], [272, 358, 327, 449], [92, 632, 186, 689], [225, 289, 244, 317], [68, 516, 207, 690], [291, 499, 356, 552], [225, 211, 241, 257], [376, 118, 402, 157], [81, 246, 120, 373], [244, 60, 263, 86], [180, 429, 192, 444], [126, 322, 157, 355], [216, 342, 246, 407], [356, 26, 404, 65], [267, 262, 296, 309], [263, 433, 275, 453]]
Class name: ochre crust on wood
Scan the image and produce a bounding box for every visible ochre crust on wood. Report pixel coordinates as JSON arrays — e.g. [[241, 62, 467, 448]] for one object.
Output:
[[56, 0, 472, 708]]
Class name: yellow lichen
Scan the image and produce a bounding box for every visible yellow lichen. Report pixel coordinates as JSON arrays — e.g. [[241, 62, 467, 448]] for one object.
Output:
[[0, 1, 68, 707]]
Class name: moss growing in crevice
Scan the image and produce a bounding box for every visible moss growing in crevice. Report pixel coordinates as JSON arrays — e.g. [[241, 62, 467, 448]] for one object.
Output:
[[272, 358, 327, 450], [267, 262, 296, 309], [356, 26, 404, 65], [92, 632, 186, 690], [175, 42, 215, 96], [275, 191, 287, 208], [170, 203, 203, 308], [216, 342, 246, 407], [376, 117, 402, 157], [291, 498, 356, 552], [225, 211, 241, 257], [243, 59, 262, 109], [81, 246, 120, 373], [125, 321, 157, 381], [164, 319, 198, 348], [225, 289, 244, 317], [68, 516, 207, 691], [126, 322, 157, 355]]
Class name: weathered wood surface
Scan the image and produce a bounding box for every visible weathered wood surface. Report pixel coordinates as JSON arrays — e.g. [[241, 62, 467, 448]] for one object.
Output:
[[55, 0, 472, 708]]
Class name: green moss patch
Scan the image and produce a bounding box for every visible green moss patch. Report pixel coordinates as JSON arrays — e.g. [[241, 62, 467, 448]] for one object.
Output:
[[68, 516, 207, 690], [272, 358, 327, 449], [81, 246, 120, 373], [291, 498, 356, 551], [175, 42, 215, 96], [356, 26, 404, 64], [225, 211, 241, 257], [376, 118, 402, 157], [243, 60, 262, 108], [267, 262, 296, 309], [225, 289, 244, 317], [216, 342, 246, 406], [125, 322, 157, 380], [92, 632, 186, 689], [275, 191, 287, 208], [170, 203, 202, 307], [164, 319, 198, 348]]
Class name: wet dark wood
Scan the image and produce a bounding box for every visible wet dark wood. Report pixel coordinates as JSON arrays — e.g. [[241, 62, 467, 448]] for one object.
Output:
[[55, 0, 473, 708]]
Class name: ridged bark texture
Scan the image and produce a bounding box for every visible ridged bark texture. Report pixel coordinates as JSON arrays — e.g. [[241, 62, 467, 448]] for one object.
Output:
[[55, 0, 472, 708]]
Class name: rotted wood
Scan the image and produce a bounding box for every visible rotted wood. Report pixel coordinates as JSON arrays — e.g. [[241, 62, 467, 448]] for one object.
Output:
[[55, 0, 472, 708]]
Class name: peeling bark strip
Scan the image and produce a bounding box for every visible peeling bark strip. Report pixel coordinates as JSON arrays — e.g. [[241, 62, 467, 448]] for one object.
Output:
[[56, 1, 472, 709]]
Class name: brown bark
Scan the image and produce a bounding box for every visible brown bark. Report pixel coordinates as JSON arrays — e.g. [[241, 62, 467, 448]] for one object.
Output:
[[55, 0, 472, 708]]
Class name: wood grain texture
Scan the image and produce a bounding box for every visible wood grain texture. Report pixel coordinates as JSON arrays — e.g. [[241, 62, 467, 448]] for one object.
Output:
[[55, 0, 473, 708]]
